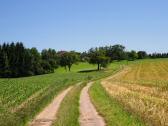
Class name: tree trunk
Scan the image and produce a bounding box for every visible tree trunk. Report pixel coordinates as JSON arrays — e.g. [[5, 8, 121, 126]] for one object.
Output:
[[97, 63, 100, 70], [68, 64, 71, 71]]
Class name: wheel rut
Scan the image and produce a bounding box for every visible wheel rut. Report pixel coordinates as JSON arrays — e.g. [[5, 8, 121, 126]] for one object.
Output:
[[79, 82, 105, 126], [29, 86, 72, 126]]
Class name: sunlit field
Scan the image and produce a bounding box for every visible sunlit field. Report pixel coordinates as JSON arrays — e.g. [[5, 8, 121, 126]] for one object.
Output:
[[102, 59, 168, 126], [0, 62, 123, 126]]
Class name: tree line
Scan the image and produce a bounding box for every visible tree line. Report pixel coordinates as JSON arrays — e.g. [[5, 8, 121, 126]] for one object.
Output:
[[148, 53, 168, 58], [85, 45, 148, 70], [0, 43, 58, 77], [0, 42, 167, 78], [0, 42, 82, 77]]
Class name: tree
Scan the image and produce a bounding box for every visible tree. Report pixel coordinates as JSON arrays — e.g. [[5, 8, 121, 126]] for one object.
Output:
[[105, 44, 126, 61], [128, 50, 138, 61], [88, 48, 110, 70], [1, 52, 10, 77], [80, 51, 88, 62], [29, 48, 43, 75], [0, 45, 6, 77], [58, 51, 79, 71], [137, 51, 147, 59], [41, 49, 59, 73]]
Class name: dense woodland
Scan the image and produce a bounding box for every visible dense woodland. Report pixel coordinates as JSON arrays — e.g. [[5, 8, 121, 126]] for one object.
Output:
[[0, 42, 167, 78]]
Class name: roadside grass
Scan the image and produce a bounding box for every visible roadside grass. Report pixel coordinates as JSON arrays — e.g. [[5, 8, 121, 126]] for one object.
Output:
[[0, 61, 125, 126], [52, 82, 86, 126], [89, 82, 145, 126]]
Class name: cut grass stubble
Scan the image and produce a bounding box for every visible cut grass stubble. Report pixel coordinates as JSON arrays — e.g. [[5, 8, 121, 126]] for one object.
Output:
[[103, 59, 168, 126]]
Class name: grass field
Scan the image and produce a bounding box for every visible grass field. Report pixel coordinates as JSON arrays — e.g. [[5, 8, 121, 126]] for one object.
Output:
[[102, 59, 168, 126], [0, 61, 124, 126]]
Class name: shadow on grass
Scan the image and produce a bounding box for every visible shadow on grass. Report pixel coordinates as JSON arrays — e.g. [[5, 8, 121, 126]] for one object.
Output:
[[78, 69, 99, 73]]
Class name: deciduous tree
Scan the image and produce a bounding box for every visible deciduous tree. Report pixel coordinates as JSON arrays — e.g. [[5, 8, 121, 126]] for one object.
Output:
[[88, 48, 110, 70]]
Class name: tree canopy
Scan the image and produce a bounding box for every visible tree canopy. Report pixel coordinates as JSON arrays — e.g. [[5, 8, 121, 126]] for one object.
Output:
[[88, 47, 110, 70], [137, 51, 147, 59], [127, 50, 138, 61], [58, 51, 79, 71], [0, 42, 59, 77], [105, 44, 126, 61]]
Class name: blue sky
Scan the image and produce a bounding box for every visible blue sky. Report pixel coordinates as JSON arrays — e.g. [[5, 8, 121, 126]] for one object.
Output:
[[0, 0, 168, 53]]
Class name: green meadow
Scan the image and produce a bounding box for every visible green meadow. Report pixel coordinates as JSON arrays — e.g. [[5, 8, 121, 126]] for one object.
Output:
[[0, 61, 123, 126]]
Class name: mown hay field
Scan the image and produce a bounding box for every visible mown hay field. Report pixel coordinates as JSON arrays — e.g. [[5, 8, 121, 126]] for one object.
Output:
[[102, 59, 168, 126]]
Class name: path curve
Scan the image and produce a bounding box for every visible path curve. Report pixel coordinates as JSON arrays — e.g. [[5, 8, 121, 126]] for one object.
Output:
[[79, 82, 105, 126], [29, 86, 72, 126], [101, 67, 130, 86]]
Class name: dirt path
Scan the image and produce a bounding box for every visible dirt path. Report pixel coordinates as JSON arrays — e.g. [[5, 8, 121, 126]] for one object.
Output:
[[104, 67, 130, 81], [101, 67, 130, 92], [79, 82, 105, 126], [29, 86, 72, 126]]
